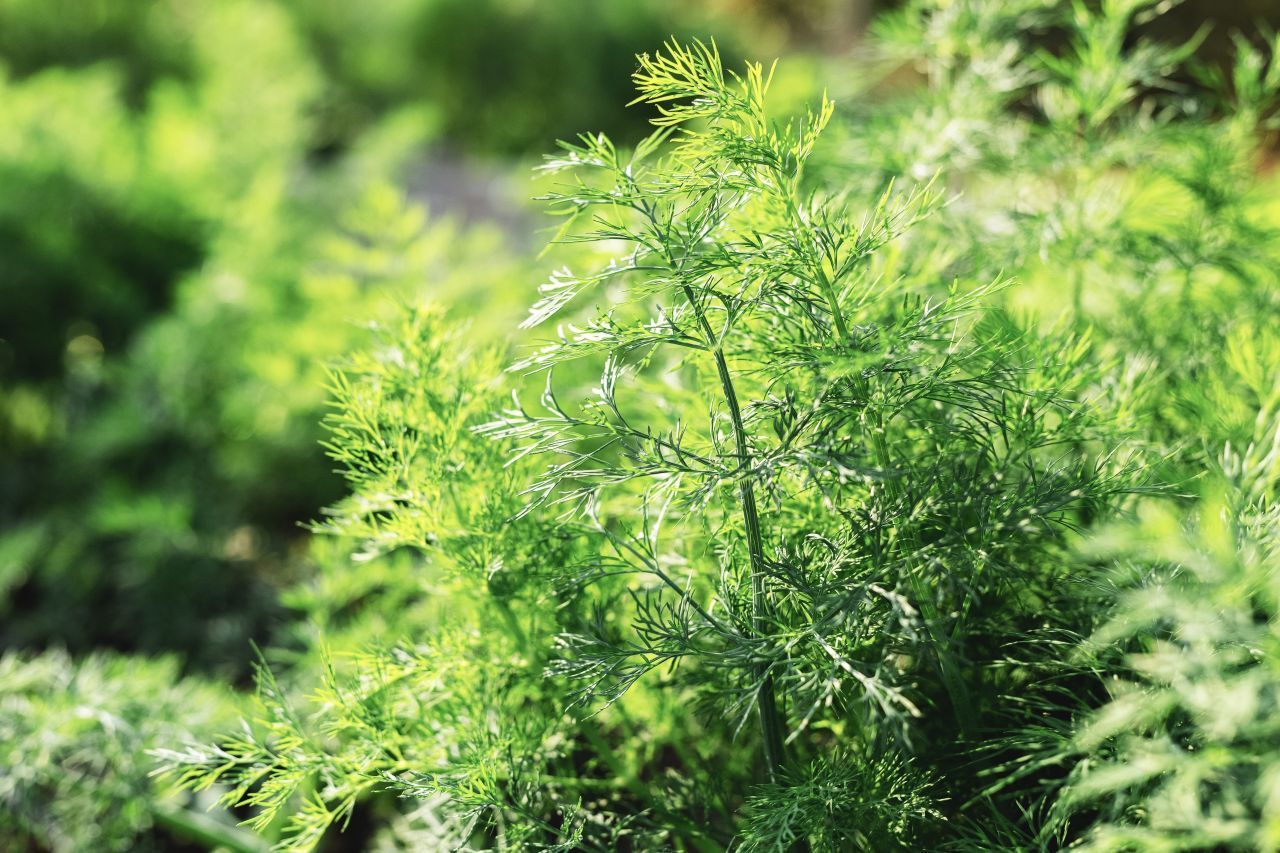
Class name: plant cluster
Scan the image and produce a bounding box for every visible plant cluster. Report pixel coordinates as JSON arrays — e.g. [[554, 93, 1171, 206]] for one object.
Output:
[[7, 0, 1280, 849], [0, 650, 250, 851], [158, 22, 1237, 847]]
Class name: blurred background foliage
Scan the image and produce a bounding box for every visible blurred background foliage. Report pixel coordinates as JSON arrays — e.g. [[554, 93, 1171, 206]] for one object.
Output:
[[3, 0, 1280, 849], [0, 0, 743, 678]]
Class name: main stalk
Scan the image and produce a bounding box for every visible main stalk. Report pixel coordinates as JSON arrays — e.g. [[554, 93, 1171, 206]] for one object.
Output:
[[681, 285, 789, 784]]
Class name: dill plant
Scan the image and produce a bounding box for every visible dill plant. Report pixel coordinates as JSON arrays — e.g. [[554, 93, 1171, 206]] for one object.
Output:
[[158, 39, 1138, 850], [0, 651, 255, 852], [1059, 416, 1280, 851], [484, 38, 1134, 842], [847, 2, 1280, 848]]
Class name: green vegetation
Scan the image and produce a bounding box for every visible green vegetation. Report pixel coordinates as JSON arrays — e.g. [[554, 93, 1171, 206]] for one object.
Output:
[[0, 650, 248, 851], [4, 0, 1280, 850]]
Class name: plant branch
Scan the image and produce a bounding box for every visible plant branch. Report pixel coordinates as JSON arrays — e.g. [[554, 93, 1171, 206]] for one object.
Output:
[[681, 283, 790, 786]]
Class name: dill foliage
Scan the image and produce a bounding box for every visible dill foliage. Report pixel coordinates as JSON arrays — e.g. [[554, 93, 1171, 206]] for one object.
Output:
[[156, 3, 1280, 850], [855, 1, 1280, 849], [0, 651, 247, 852]]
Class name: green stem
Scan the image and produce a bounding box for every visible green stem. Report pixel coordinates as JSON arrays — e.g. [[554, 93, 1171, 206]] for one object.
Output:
[[817, 268, 850, 341], [152, 802, 269, 853], [714, 347, 790, 781], [681, 285, 789, 785]]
